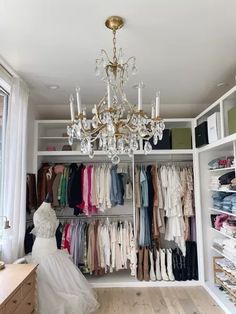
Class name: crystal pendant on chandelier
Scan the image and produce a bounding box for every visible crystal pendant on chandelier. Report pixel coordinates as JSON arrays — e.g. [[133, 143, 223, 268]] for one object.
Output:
[[67, 16, 165, 164]]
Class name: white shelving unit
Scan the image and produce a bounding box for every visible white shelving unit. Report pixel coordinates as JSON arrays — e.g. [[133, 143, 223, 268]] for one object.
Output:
[[33, 118, 200, 288], [32, 84, 236, 312], [195, 85, 236, 313]]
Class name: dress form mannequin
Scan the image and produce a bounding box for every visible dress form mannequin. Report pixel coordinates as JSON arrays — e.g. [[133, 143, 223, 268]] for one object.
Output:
[[32, 201, 99, 314]]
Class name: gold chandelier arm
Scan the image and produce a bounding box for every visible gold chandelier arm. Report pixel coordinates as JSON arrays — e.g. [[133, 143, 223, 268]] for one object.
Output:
[[79, 121, 106, 137]]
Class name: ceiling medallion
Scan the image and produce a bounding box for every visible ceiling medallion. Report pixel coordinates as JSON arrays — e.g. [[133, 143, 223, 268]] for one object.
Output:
[[67, 16, 165, 164]]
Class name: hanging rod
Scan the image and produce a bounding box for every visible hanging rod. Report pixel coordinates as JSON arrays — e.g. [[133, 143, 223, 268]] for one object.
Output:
[[41, 161, 133, 165], [135, 160, 193, 165], [57, 213, 133, 220], [26, 213, 133, 224]]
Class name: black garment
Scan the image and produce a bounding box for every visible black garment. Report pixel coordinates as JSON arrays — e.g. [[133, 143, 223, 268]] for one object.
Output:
[[117, 173, 125, 205], [24, 223, 63, 254], [24, 225, 35, 254], [56, 223, 63, 249], [146, 165, 154, 240], [172, 247, 187, 281], [190, 241, 198, 280], [219, 171, 235, 185], [37, 163, 50, 206], [26, 174, 37, 214], [67, 163, 84, 215]]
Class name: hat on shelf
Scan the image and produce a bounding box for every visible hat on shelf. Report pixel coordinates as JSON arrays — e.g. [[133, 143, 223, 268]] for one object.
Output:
[[62, 145, 72, 151]]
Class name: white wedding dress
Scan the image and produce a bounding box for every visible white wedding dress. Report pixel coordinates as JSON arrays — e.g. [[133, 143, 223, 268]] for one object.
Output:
[[32, 201, 99, 314]]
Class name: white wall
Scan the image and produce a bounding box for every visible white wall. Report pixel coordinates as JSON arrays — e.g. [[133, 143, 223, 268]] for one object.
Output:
[[26, 102, 37, 173]]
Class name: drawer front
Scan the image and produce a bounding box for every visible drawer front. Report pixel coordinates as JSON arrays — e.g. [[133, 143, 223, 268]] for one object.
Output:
[[15, 291, 35, 314], [22, 273, 35, 298], [5, 287, 22, 313]]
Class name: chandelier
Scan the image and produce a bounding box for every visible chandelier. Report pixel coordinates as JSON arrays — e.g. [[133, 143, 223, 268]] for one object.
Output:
[[67, 16, 165, 164]]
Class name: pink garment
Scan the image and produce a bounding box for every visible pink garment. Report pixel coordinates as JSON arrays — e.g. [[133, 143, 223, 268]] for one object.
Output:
[[54, 164, 64, 174], [61, 224, 71, 253], [215, 214, 229, 231], [87, 165, 92, 215], [76, 166, 85, 211], [82, 166, 89, 215], [88, 166, 97, 215]]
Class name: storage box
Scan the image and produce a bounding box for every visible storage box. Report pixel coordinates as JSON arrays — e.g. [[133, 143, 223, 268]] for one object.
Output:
[[228, 107, 236, 135], [172, 128, 192, 149], [207, 112, 221, 143], [149, 129, 171, 149], [195, 121, 208, 147]]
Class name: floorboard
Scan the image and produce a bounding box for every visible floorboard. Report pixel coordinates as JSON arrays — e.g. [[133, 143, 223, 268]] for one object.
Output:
[[95, 287, 224, 314]]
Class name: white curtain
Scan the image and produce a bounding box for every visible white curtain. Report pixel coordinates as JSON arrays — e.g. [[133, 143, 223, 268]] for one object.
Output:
[[1, 77, 28, 262]]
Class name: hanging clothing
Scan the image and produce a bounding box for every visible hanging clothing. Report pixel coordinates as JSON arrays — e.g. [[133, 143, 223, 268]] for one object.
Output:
[[37, 162, 132, 216], [135, 163, 195, 257], [26, 173, 37, 213], [61, 219, 136, 276]]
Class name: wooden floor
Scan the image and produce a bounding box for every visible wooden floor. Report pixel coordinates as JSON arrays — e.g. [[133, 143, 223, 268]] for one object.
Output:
[[95, 287, 224, 314]]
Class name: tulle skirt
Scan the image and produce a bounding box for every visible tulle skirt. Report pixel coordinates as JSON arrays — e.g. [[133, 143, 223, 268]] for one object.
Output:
[[32, 237, 99, 314]]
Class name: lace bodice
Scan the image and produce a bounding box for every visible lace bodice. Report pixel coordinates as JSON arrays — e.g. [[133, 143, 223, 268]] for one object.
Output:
[[33, 202, 59, 238]]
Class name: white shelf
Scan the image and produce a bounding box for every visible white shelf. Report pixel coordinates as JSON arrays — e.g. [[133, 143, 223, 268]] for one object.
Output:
[[211, 246, 236, 266], [208, 167, 235, 172], [37, 150, 107, 156], [36, 120, 71, 124], [210, 208, 236, 217], [211, 227, 236, 241], [135, 149, 193, 155], [38, 149, 193, 157], [39, 137, 68, 140], [197, 133, 236, 153], [36, 151, 133, 163], [209, 189, 236, 193]]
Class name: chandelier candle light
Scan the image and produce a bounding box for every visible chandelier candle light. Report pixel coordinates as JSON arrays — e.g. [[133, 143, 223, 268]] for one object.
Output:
[[67, 16, 165, 164]]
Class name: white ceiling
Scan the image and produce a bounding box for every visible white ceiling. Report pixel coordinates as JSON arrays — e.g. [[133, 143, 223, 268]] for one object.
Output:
[[1, 0, 236, 117]]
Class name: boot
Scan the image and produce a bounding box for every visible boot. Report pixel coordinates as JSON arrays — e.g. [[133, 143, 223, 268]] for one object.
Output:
[[155, 249, 162, 280], [149, 250, 156, 281], [137, 248, 144, 281], [167, 249, 175, 281], [191, 241, 198, 280], [172, 249, 180, 281], [181, 254, 187, 281], [160, 248, 169, 281], [143, 248, 150, 281], [186, 241, 192, 280]]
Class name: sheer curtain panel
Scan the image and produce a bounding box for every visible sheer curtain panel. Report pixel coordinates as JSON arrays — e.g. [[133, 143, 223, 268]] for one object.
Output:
[[1, 77, 28, 262]]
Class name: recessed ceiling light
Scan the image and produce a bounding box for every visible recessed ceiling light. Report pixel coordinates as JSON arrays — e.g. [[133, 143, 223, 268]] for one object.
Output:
[[46, 84, 60, 90], [217, 82, 225, 87]]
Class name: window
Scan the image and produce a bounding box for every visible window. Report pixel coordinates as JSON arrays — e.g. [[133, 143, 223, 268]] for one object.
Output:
[[0, 65, 11, 258]]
